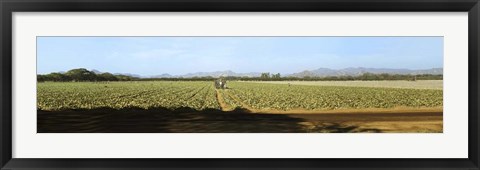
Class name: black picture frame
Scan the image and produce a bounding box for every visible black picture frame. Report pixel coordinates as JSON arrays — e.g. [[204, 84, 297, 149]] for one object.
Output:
[[1, 0, 479, 169]]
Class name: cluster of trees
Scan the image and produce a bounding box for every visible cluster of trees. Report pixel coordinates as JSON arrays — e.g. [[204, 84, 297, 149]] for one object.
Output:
[[38, 68, 443, 82], [37, 68, 139, 82], [260, 72, 281, 79]]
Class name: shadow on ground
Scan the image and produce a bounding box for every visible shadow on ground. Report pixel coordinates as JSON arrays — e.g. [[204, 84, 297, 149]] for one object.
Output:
[[37, 107, 381, 133]]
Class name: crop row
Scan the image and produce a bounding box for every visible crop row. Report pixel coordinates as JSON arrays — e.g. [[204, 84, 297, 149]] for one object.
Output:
[[37, 81, 220, 111], [227, 82, 443, 111], [38, 81, 443, 112]]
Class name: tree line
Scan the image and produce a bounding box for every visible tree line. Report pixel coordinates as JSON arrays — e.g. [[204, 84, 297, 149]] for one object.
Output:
[[37, 68, 139, 82], [38, 69, 443, 82], [144, 73, 441, 81], [232, 72, 442, 81]]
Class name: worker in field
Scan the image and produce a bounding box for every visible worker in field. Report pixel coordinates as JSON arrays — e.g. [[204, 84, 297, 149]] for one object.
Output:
[[214, 78, 227, 89], [214, 79, 221, 89], [221, 79, 227, 89]]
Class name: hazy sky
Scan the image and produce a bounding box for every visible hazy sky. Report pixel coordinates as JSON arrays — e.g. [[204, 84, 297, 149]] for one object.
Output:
[[37, 37, 443, 76]]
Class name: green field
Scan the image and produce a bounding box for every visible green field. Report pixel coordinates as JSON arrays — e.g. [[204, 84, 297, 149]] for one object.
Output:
[[37, 81, 443, 112], [250, 80, 443, 89]]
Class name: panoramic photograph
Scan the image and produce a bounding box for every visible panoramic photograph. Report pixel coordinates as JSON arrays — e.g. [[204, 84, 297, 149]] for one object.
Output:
[[37, 36, 443, 133]]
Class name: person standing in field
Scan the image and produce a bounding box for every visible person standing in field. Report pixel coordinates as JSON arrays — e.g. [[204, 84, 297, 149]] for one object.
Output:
[[222, 79, 227, 89], [214, 78, 227, 89]]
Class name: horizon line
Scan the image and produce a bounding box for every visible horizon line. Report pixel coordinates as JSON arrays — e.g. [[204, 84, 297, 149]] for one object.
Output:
[[37, 67, 444, 77]]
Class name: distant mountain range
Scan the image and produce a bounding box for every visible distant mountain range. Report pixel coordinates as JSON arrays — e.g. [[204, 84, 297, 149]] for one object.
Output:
[[150, 70, 262, 78], [90, 67, 443, 78], [150, 67, 443, 78], [287, 67, 443, 78]]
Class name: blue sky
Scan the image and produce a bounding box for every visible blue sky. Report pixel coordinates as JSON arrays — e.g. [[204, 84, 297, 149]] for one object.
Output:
[[37, 37, 443, 76]]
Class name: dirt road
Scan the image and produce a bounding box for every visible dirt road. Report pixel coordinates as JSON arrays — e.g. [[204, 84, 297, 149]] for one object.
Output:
[[37, 109, 442, 133]]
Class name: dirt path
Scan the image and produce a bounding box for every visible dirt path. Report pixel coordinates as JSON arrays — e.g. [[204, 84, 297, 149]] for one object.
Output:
[[224, 90, 256, 112], [287, 112, 442, 133], [215, 89, 256, 112], [215, 89, 230, 111]]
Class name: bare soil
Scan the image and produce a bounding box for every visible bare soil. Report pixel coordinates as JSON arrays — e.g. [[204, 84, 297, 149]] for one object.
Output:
[[37, 108, 442, 133]]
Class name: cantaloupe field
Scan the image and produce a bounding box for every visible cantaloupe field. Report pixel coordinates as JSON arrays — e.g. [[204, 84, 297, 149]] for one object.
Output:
[[37, 81, 443, 112]]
